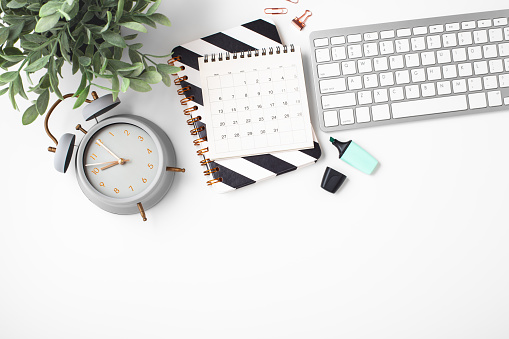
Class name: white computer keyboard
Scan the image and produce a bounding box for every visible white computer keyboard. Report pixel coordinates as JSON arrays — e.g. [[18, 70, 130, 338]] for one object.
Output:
[[309, 9, 509, 132]]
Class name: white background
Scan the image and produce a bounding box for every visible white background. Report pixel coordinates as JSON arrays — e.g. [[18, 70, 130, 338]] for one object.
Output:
[[1, 0, 509, 338]]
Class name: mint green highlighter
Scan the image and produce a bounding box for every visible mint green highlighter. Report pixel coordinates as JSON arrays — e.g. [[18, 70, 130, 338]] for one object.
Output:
[[330, 137, 378, 174]]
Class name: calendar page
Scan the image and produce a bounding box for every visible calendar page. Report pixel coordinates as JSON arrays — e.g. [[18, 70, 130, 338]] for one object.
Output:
[[198, 46, 314, 160]]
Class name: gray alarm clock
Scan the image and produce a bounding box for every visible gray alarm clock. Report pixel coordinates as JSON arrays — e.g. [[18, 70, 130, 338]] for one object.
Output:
[[45, 92, 184, 221]]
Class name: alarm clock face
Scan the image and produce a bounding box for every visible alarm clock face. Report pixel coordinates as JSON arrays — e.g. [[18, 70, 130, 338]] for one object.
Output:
[[83, 123, 160, 198]]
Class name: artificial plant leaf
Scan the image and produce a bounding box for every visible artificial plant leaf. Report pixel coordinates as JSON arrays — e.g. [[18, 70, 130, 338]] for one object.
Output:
[[128, 43, 142, 50], [0, 87, 8, 96], [7, 0, 27, 9], [22, 104, 38, 125], [119, 21, 147, 33], [146, 0, 160, 15], [121, 77, 129, 92], [0, 27, 10, 46], [99, 11, 112, 33], [1, 53, 25, 62], [102, 31, 126, 48], [73, 72, 87, 97], [79, 56, 91, 66], [156, 63, 181, 74], [24, 55, 50, 72], [149, 13, 170, 27], [128, 49, 142, 63], [129, 78, 151, 92], [14, 75, 28, 100], [57, 9, 71, 21], [73, 84, 89, 109], [140, 71, 163, 84], [116, 0, 124, 22], [35, 12, 60, 32], [72, 52, 79, 74], [8, 82, 19, 110], [7, 22, 24, 41], [123, 34, 138, 40], [0, 71, 19, 82], [129, 62, 144, 77], [160, 71, 171, 87], [36, 88, 50, 115], [132, 15, 156, 29], [111, 74, 119, 100], [39, 1, 62, 17]]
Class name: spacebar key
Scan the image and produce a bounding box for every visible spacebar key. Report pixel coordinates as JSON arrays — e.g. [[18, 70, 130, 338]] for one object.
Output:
[[392, 95, 468, 119]]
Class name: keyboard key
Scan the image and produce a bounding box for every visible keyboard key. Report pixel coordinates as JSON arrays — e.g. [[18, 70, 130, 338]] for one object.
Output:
[[321, 92, 356, 109], [505, 27, 509, 40], [505, 58, 509, 71], [483, 75, 497, 89], [348, 44, 363, 58], [331, 36, 346, 45], [363, 43, 378, 57], [474, 60, 488, 75], [379, 41, 394, 55], [342, 61, 356, 75], [443, 33, 457, 47], [392, 95, 468, 118], [396, 28, 411, 37], [489, 59, 504, 73], [364, 32, 379, 41], [371, 104, 391, 120], [380, 30, 395, 39], [348, 76, 362, 90], [427, 66, 442, 81], [468, 46, 482, 59], [314, 38, 329, 47], [494, 18, 508, 26], [358, 59, 373, 73], [374, 88, 388, 102], [319, 78, 346, 93], [446, 22, 460, 31], [458, 62, 473, 76], [468, 77, 483, 91], [340, 108, 355, 125], [462, 21, 476, 29], [315, 48, 331, 62], [405, 85, 420, 98], [473, 30, 488, 43], [499, 43, 509, 57], [421, 51, 436, 65], [478, 19, 492, 28], [413, 26, 427, 35], [355, 107, 371, 123], [364, 74, 378, 88], [443, 64, 457, 78], [427, 35, 442, 49], [317, 63, 341, 78], [405, 53, 420, 67], [421, 83, 436, 97], [430, 25, 444, 33], [358, 91, 373, 104], [390, 55, 404, 69], [411, 68, 426, 82], [411, 37, 426, 51], [323, 110, 339, 127], [331, 46, 347, 60], [395, 70, 410, 84], [395, 39, 410, 52], [374, 57, 389, 71], [487, 91, 502, 106], [452, 48, 467, 61], [458, 32, 473, 45], [379, 72, 394, 86], [437, 81, 452, 95], [453, 79, 467, 92], [437, 50, 451, 63], [468, 92, 487, 108], [347, 34, 362, 43], [501, 74, 509, 87], [489, 28, 503, 42], [390, 87, 404, 101], [483, 44, 498, 58]]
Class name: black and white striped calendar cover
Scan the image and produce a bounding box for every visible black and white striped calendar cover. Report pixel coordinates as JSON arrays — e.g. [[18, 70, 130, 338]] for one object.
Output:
[[171, 19, 321, 193]]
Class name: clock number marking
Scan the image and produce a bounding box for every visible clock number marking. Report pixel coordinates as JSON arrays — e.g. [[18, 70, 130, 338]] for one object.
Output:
[[109, 132, 115, 136], [129, 185, 134, 191], [92, 168, 99, 175], [99, 182, 105, 187], [124, 130, 130, 136], [114, 188, 119, 194], [148, 163, 154, 169], [147, 148, 152, 154], [142, 178, 147, 183], [90, 153, 98, 160], [138, 136, 144, 141], [95, 139, 103, 147]]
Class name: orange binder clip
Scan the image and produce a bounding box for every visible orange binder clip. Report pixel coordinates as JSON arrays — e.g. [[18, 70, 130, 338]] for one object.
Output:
[[264, 8, 288, 15], [292, 10, 312, 30]]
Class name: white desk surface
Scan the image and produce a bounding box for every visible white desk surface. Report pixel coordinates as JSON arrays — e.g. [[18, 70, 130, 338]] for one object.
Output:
[[2, 1, 509, 338]]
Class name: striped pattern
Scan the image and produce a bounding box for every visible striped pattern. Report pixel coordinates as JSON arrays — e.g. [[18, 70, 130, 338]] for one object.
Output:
[[171, 19, 321, 193]]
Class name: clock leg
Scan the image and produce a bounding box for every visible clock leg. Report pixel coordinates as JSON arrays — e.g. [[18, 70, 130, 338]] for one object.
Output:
[[137, 202, 147, 222], [166, 167, 185, 172]]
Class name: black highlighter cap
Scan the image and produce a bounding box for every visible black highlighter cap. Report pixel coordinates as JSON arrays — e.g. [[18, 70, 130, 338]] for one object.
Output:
[[321, 167, 347, 193], [330, 137, 351, 159]]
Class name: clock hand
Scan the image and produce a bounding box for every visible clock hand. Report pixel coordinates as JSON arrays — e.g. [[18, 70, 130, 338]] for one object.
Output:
[[100, 158, 130, 170], [85, 160, 118, 167], [97, 140, 121, 161]]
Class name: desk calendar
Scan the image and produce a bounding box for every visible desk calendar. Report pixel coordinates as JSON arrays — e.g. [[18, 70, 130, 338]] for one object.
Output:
[[198, 46, 314, 160]]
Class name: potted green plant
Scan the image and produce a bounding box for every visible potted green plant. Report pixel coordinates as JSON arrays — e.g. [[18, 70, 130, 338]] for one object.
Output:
[[0, 0, 180, 125]]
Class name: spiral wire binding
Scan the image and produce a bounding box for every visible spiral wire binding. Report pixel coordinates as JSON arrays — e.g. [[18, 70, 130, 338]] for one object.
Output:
[[171, 45, 296, 186]]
